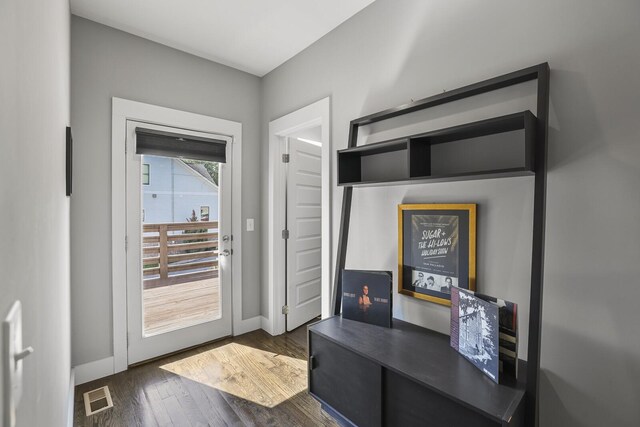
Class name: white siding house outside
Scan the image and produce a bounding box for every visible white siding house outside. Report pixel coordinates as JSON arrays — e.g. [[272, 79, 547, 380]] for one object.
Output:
[[142, 155, 219, 223]]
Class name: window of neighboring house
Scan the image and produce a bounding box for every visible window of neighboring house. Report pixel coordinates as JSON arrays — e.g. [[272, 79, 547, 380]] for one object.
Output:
[[142, 164, 150, 185], [200, 206, 210, 221]]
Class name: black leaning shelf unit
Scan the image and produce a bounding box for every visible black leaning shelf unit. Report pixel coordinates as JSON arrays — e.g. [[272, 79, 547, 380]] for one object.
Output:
[[308, 63, 549, 427]]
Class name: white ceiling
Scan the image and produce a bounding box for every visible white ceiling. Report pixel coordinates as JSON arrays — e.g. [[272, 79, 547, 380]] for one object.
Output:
[[70, 0, 375, 77]]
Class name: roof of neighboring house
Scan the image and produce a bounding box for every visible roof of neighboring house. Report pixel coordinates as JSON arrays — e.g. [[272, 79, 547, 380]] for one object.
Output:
[[183, 161, 215, 184]]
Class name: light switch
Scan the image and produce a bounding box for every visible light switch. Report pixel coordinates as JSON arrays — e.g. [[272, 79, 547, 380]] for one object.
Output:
[[246, 218, 255, 232], [3, 301, 34, 427]]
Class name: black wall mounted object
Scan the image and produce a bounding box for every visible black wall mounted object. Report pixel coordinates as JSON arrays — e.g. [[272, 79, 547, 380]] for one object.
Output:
[[66, 126, 72, 197], [329, 63, 550, 427]]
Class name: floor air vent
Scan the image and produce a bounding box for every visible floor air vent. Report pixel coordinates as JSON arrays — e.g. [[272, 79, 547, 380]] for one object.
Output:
[[83, 386, 114, 416]]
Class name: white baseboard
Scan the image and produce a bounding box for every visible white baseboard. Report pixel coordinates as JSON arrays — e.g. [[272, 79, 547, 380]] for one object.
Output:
[[73, 356, 115, 386], [261, 316, 274, 336], [232, 315, 262, 336], [67, 369, 75, 427]]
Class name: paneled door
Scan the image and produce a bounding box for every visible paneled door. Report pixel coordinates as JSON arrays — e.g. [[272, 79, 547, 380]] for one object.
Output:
[[125, 120, 232, 365], [286, 137, 322, 331]]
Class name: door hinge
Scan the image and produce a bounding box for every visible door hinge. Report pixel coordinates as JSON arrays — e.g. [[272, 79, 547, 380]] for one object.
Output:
[[282, 305, 289, 315], [282, 229, 289, 240], [282, 153, 290, 163]]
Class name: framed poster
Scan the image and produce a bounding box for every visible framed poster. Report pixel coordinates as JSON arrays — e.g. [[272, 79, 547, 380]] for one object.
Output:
[[398, 203, 476, 306]]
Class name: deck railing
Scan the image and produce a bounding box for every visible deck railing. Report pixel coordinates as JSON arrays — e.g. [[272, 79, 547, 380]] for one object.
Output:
[[142, 221, 219, 289]]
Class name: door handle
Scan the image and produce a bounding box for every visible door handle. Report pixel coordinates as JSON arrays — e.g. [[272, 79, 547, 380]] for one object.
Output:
[[15, 346, 34, 364], [309, 355, 317, 370], [220, 249, 231, 257]]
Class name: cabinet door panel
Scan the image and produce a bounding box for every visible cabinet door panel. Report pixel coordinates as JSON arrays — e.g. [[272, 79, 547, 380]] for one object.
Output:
[[384, 369, 498, 427], [309, 333, 381, 427]]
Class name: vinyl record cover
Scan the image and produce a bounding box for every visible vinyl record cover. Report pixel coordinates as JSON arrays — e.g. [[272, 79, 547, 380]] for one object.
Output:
[[342, 270, 392, 328], [475, 292, 519, 380], [450, 287, 500, 383]]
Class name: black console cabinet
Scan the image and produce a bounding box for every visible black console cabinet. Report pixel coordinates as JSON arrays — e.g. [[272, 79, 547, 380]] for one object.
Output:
[[309, 317, 526, 427]]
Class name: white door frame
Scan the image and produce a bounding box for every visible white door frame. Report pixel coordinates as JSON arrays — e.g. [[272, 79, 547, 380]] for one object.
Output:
[[267, 97, 331, 335], [111, 98, 243, 373]]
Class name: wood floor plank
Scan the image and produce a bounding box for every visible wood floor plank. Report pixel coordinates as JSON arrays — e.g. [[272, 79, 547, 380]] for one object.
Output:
[[160, 369, 210, 427], [124, 363, 163, 427], [74, 323, 338, 427], [176, 375, 234, 426], [142, 380, 174, 427], [169, 346, 245, 426], [115, 368, 148, 426], [161, 394, 193, 427]]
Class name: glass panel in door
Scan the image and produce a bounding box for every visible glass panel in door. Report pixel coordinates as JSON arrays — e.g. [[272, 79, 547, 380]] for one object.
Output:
[[141, 155, 221, 336]]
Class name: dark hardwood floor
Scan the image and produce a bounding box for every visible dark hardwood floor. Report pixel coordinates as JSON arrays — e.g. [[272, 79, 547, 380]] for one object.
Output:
[[74, 322, 336, 426]]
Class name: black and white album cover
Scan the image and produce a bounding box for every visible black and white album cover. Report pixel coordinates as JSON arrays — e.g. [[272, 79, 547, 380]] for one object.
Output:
[[475, 292, 519, 380], [450, 286, 500, 383]]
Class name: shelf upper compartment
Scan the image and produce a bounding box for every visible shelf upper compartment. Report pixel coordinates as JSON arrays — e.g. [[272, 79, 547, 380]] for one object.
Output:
[[338, 137, 408, 156], [337, 111, 537, 186], [310, 316, 527, 424]]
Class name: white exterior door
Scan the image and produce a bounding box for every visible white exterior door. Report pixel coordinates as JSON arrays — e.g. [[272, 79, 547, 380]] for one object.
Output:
[[286, 137, 322, 331], [125, 120, 233, 365]]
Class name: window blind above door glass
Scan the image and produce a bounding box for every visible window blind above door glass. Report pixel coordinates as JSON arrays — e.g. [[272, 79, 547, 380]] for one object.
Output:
[[135, 127, 227, 163]]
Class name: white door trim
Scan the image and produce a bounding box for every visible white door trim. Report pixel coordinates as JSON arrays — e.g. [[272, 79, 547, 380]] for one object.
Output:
[[267, 97, 331, 335], [111, 98, 243, 373]]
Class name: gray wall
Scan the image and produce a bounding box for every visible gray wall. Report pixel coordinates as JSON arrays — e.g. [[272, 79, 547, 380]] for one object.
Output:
[[70, 16, 261, 366], [261, 0, 640, 426], [0, 0, 71, 426]]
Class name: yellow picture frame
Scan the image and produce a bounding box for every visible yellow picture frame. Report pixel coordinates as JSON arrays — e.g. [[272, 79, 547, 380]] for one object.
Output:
[[398, 203, 476, 306]]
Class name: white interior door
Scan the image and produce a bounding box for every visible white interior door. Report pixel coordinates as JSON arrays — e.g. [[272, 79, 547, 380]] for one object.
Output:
[[125, 120, 232, 365], [286, 137, 322, 331]]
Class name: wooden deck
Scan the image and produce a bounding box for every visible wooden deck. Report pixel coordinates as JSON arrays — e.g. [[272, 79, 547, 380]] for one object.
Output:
[[143, 277, 220, 336]]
